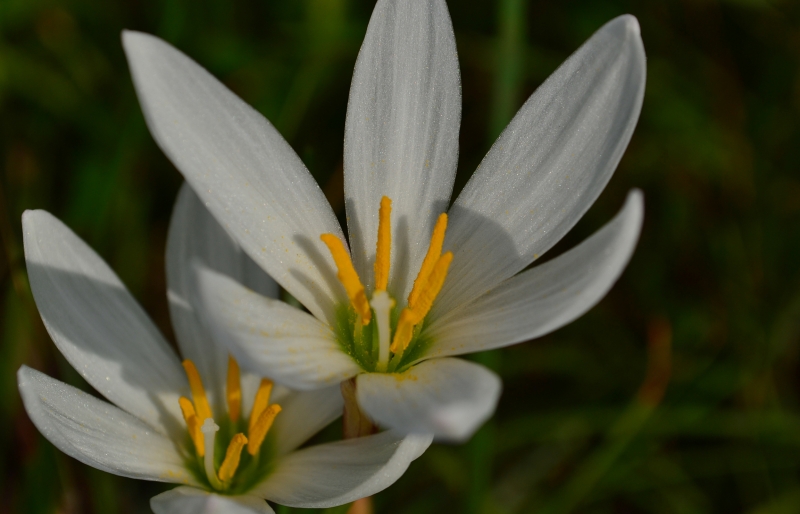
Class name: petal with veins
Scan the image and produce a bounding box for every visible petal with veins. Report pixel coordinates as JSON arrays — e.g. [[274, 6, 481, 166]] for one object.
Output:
[[436, 15, 646, 319], [424, 190, 643, 358], [254, 431, 432, 508], [357, 358, 501, 442], [18, 366, 193, 485], [344, 0, 461, 300], [167, 183, 278, 418], [23, 210, 185, 437], [123, 31, 344, 323], [196, 266, 361, 390], [151, 487, 273, 514], [270, 385, 344, 458]]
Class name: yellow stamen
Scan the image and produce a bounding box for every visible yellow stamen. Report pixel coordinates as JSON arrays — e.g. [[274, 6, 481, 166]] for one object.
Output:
[[374, 196, 392, 291], [408, 213, 448, 309], [320, 234, 372, 324], [390, 252, 454, 355], [249, 378, 273, 433], [182, 360, 213, 422], [178, 396, 205, 456], [226, 356, 241, 422], [408, 252, 453, 324], [248, 405, 282, 455], [389, 308, 416, 354], [218, 433, 248, 482]]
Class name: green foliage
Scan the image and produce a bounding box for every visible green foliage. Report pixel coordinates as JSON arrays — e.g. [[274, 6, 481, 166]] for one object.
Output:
[[2, 0, 800, 512]]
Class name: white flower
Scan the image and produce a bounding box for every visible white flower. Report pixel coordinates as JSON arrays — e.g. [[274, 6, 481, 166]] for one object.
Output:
[[123, 0, 646, 442], [17, 185, 431, 514]]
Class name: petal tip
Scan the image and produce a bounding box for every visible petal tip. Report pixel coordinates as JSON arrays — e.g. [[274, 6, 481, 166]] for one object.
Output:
[[618, 14, 641, 38]]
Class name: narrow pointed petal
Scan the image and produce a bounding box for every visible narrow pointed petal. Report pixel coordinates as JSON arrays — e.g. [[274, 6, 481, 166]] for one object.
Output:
[[18, 366, 193, 484], [151, 487, 274, 514], [344, 0, 461, 298], [270, 385, 344, 457], [436, 15, 646, 318], [356, 358, 501, 442], [23, 210, 185, 437], [424, 191, 643, 358], [123, 31, 344, 323], [167, 183, 278, 417], [196, 266, 361, 390], [254, 431, 432, 508]]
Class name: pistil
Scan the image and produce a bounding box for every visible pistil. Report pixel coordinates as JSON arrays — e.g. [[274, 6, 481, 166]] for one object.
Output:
[[201, 418, 224, 490]]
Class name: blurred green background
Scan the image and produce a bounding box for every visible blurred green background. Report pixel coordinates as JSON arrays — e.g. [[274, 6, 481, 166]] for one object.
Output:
[[2, 0, 800, 512]]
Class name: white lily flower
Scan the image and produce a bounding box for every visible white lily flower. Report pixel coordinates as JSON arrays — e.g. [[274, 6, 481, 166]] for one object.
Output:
[[123, 0, 646, 442], [17, 184, 431, 514]]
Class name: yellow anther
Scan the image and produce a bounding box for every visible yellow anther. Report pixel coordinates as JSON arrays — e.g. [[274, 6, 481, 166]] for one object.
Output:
[[374, 196, 392, 291], [182, 360, 212, 422], [226, 356, 241, 422], [389, 309, 416, 354], [178, 396, 205, 456], [390, 252, 453, 355], [320, 234, 372, 324], [408, 213, 448, 309], [408, 252, 453, 324], [218, 433, 248, 482], [248, 405, 282, 455], [249, 378, 273, 433]]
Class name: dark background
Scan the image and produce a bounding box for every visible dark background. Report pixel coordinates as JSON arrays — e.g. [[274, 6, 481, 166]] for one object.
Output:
[[2, 0, 800, 512]]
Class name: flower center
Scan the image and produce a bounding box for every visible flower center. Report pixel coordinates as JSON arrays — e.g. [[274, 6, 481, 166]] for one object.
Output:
[[321, 196, 453, 372], [179, 357, 282, 492]]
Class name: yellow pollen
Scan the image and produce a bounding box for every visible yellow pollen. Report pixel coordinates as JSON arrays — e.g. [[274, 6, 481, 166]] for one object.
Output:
[[182, 360, 212, 422], [218, 433, 248, 482], [389, 309, 416, 354], [320, 234, 371, 324], [226, 356, 241, 422], [408, 213, 448, 309], [248, 405, 282, 455], [249, 378, 273, 433], [178, 396, 204, 456], [390, 252, 454, 354], [374, 196, 392, 291], [408, 252, 453, 324]]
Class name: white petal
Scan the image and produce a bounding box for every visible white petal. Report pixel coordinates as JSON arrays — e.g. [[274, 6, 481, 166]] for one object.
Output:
[[196, 266, 361, 390], [22, 210, 185, 437], [254, 431, 431, 508], [167, 183, 278, 417], [343, 0, 461, 299], [151, 487, 273, 514], [425, 190, 643, 357], [436, 15, 646, 318], [270, 385, 343, 457], [356, 358, 501, 442], [17, 366, 193, 484], [123, 31, 344, 323]]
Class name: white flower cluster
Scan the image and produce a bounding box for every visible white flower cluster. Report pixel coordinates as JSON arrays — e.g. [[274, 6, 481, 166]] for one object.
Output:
[[17, 1, 646, 512]]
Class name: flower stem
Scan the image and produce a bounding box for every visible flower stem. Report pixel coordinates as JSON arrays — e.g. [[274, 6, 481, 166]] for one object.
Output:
[[340, 378, 378, 439]]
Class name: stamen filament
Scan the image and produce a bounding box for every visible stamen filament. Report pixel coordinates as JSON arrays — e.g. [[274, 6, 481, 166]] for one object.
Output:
[[370, 290, 395, 371], [374, 196, 392, 291], [218, 433, 248, 482], [408, 213, 448, 309], [182, 360, 213, 422], [248, 405, 282, 455], [201, 418, 223, 490], [321, 234, 371, 324], [178, 396, 204, 456], [249, 379, 273, 433], [226, 356, 242, 422]]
